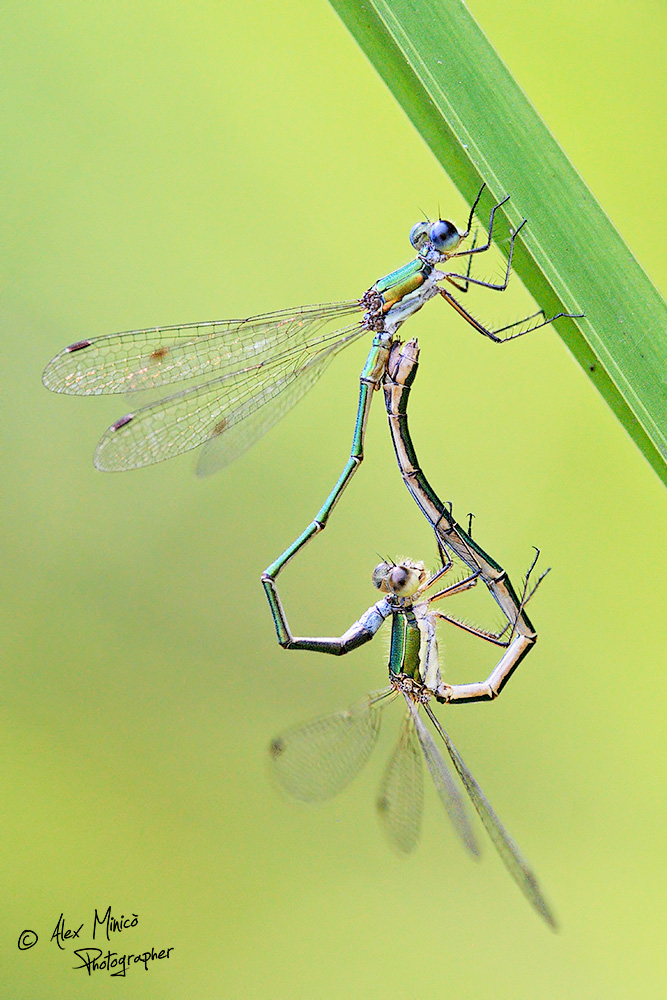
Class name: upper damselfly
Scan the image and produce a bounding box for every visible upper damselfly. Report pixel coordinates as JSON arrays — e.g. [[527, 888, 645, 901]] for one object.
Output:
[[43, 186, 574, 478]]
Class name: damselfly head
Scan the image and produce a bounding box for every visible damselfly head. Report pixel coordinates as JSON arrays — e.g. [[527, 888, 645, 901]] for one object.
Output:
[[409, 218, 462, 257], [372, 559, 426, 598]]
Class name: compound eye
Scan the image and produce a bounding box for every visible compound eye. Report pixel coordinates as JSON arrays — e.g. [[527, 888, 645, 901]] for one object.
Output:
[[372, 562, 392, 591], [409, 222, 430, 250], [388, 562, 424, 597], [389, 566, 412, 593], [429, 219, 460, 252]]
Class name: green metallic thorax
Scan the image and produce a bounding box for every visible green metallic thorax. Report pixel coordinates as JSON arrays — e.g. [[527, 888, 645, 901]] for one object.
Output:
[[388, 606, 422, 680], [376, 258, 432, 312]]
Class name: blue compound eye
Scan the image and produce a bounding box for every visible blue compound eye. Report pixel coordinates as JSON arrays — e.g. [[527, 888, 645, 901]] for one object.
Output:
[[429, 219, 460, 251]]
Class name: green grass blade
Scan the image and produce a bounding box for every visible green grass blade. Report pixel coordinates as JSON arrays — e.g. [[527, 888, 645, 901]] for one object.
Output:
[[329, 0, 667, 484]]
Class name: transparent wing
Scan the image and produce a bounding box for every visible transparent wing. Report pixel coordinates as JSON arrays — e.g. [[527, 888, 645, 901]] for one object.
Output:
[[405, 699, 479, 857], [93, 322, 365, 471], [195, 334, 340, 476], [424, 704, 557, 930], [376, 714, 424, 854], [268, 693, 386, 803], [42, 300, 363, 395]]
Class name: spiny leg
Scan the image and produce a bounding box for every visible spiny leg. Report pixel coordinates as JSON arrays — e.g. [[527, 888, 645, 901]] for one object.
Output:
[[520, 547, 551, 607], [441, 288, 581, 343], [418, 532, 482, 603], [413, 540, 456, 598], [432, 495, 536, 646], [426, 572, 481, 604], [440, 206, 583, 339], [450, 189, 511, 258], [445, 233, 478, 294], [433, 550, 549, 704], [431, 547, 548, 645], [426, 187, 512, 300], [460, 182, 487, 239], [444, 218, 527, 292], [424, 514, 543, 704]]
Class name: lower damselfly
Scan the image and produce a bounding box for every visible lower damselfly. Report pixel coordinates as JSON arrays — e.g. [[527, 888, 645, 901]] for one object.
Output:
[[266, 556, 556, 929]]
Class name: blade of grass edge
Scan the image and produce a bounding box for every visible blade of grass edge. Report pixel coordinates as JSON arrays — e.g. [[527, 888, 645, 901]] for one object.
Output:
[[328, 0, 667, 485]]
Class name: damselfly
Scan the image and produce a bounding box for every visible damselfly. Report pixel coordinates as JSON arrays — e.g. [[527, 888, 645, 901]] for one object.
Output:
[[267, 555, 555, 929], [43, 186, 573, 484]]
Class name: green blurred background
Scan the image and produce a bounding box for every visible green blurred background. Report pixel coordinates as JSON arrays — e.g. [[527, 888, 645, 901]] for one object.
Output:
[[3, 1, 665, 995]]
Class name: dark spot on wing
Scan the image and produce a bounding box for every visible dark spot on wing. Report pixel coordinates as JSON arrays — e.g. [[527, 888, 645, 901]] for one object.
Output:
[[150, 346, 169, 362], [66, 340, 92, 353], [269, 738, 284, 758], [211, 418, 226, 437], [111, 414, 134, 431], [376, 795, 389, 814]]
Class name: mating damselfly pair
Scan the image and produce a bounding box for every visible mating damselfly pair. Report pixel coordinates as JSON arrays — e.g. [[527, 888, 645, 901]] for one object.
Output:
[[264, 340, 556, 928], [44, 186, 573, 928]]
